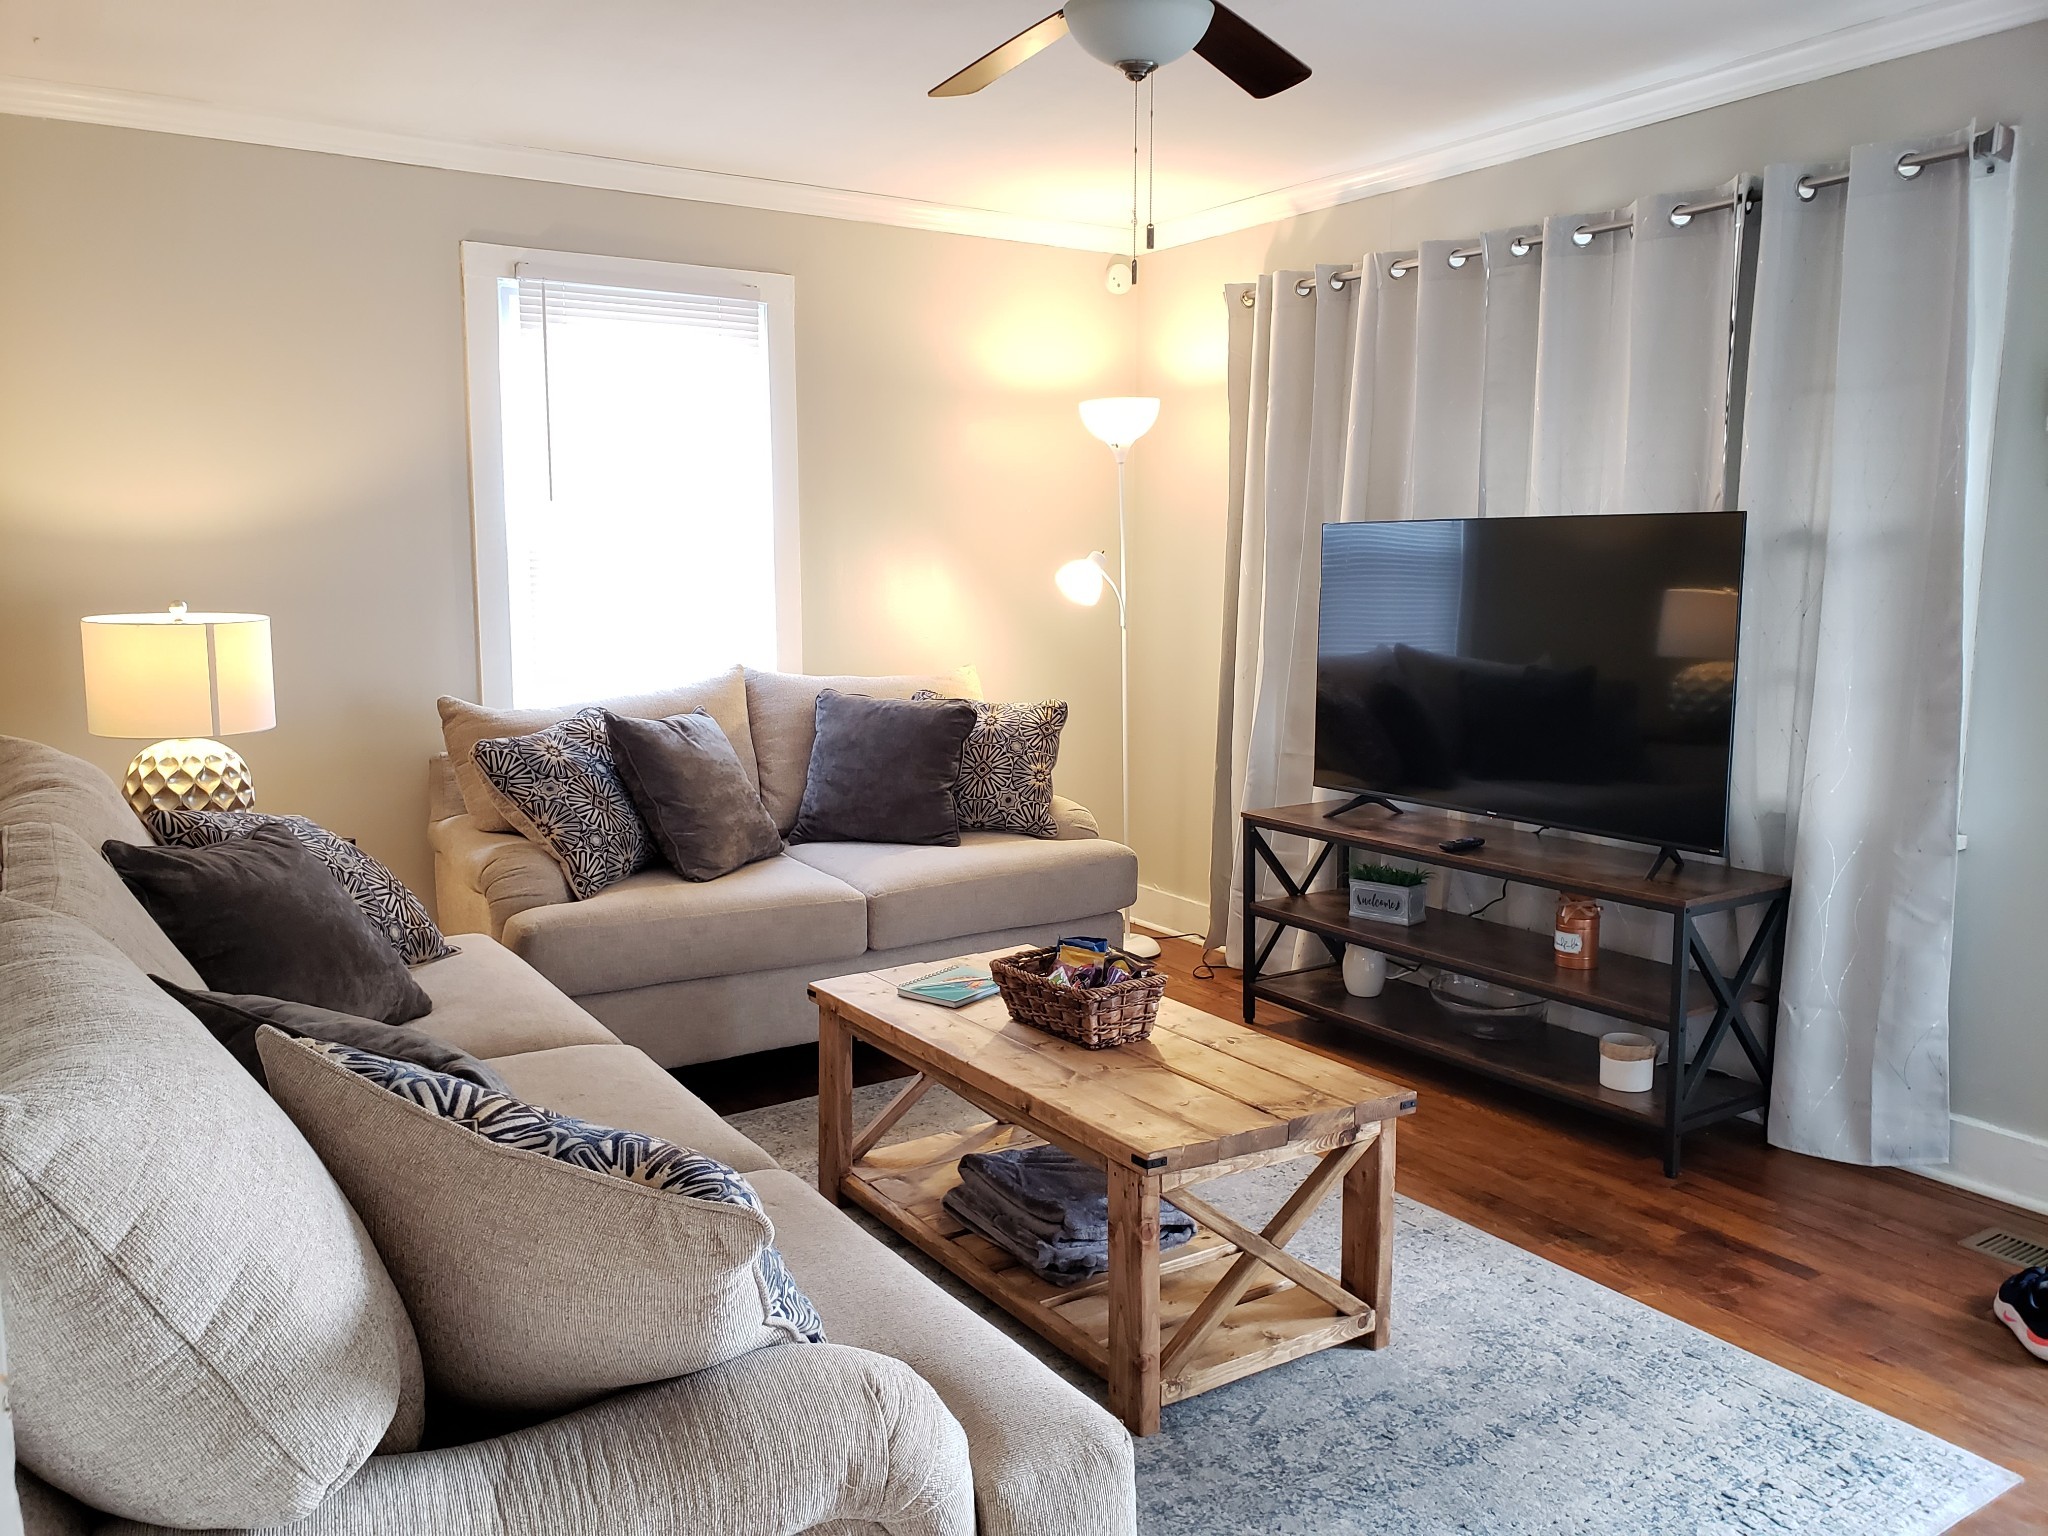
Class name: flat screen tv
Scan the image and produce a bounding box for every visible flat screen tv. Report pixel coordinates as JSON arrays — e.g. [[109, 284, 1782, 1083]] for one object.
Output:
[[1315, 511, 1746, 856]]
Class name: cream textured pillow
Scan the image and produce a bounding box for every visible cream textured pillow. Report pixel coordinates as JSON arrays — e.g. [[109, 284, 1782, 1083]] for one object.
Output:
[[438, 665, 756, 833], [0, 896, 423, 1529], [258, 1030, 822, 1415]]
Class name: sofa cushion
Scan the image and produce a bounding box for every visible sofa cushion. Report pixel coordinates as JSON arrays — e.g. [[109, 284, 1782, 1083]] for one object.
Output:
[[90, 1345, 976, 1536], [790, 691, 979, 849], [409, 933, 618, 1057], [486, 1042, 779, 1175], [752, 1169, 1138, 1536], [155, 980, 510, 1093], [914, 693, 1069, 838], [141, 807, 453, 964], [605, 710, 783, 882], [0, 896, 423, 1528], [0, 821, 203, 989], [260, 1033, 818, 1415], [504, 856, 868, 996], [745, 668, 982, 834], [0, 737, 145, 851], [103, 827, 433, 1024], [785, 834, 1139, 951], [439, 666, 755, 833], [471, 709, 656, 900]]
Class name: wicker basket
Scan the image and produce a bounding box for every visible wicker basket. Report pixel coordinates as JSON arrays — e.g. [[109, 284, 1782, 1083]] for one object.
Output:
[[989, 946, 1166, 1049]]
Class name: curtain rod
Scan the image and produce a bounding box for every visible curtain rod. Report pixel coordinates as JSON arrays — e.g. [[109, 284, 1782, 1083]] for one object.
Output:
[[1269, 123, 2015, 303]]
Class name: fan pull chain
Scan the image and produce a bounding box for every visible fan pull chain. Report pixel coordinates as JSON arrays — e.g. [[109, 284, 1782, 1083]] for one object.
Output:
[[1146, 73, 1156, 254], [1130, 79, 1141, 285]]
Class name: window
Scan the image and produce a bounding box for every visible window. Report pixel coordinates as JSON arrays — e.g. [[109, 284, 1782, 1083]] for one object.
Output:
[[461, 244, 799, 707]]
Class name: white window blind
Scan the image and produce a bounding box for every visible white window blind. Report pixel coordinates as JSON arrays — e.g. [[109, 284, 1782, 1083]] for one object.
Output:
[[492, 269, 781, 706]]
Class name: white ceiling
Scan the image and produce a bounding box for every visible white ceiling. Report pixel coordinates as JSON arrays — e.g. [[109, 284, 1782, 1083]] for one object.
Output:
[[0, 0, 2037, 249]]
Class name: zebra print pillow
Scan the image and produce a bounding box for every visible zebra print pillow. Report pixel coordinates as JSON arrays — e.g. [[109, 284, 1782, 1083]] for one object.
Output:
[[469, 708, 654, 899], [310, 1039, 824, 1344], [144, 807, 453, 965], [913, 692, 1068, 838]]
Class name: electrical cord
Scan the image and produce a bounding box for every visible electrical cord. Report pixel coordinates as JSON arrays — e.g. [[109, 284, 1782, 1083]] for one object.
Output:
[[1459, 879, 1511, 921]]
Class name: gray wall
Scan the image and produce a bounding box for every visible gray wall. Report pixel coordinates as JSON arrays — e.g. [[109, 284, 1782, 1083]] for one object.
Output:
[[0, 116, 1140, 898], [1134, 21, 2048, 1148]]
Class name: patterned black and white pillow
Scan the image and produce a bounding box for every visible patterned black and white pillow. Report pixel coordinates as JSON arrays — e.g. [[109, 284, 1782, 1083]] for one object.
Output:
[[913, 692, 1068, 838], [470, 708, 653, 900], [312, 1039, 825, 1344], [143, 807, 454, 965]]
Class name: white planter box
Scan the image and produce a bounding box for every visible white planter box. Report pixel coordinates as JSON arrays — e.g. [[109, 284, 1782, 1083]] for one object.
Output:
[[1348, 879, 1428, 926]]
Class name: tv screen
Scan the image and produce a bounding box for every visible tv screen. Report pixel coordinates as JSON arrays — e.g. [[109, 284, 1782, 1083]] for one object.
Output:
[[1315, 511, 1746, 855]]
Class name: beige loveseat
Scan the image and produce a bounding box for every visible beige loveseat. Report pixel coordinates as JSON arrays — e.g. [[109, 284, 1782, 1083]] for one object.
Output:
[[0, 735, 1137, 1535], [430, 667, 1138, 1066]]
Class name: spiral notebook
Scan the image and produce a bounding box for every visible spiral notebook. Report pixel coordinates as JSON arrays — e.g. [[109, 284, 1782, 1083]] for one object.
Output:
[[896, 963, 999, 1008]]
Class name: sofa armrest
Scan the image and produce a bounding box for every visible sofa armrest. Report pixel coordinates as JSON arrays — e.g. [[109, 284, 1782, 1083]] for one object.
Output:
[[97, 1344, 973, 1536], [1049, 796, 1100, 841], [428, 813, 571, 940]]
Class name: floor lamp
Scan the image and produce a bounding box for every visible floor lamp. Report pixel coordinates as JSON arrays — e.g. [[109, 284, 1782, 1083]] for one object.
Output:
[[1058, 395, 1161, 961]]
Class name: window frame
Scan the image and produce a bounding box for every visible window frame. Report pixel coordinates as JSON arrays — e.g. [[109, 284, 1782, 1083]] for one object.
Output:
[[458, 241, 802, 706]]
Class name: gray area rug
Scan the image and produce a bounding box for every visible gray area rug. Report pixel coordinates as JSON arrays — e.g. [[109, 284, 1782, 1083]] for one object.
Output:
[[732, 1084, 2019, 1536]]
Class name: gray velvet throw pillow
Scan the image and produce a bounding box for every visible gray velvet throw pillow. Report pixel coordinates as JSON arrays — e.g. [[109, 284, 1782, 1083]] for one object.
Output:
[[602, 710, 783, 882], [104, 825, 433, 1024], [154, 978, 508, 1093], [789, 689, 978, 847]]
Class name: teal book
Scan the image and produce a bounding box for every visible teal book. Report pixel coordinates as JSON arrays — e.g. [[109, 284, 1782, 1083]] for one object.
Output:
[[897, 963, 999, 1008]]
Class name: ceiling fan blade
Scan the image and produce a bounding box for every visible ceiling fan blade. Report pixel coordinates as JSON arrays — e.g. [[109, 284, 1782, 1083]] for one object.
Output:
[[930, 12, 1070, 97], [1194, 3, 1311, 98]]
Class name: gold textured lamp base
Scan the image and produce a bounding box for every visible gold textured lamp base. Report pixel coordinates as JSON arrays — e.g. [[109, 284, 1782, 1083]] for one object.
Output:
[[124, 738, 256, 815]]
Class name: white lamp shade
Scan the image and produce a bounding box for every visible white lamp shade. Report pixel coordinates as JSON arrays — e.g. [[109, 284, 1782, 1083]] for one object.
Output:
[[1656, 587, 1739, 660], [81, 608, 276, 739], [1056, 555, 1108, 607], [1078, 396, 1160, 451], [1064, 0, 1214, 69]]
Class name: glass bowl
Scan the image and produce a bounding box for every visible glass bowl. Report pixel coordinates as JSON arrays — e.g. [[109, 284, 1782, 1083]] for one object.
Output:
[[1428, 973, 1548, 1041]]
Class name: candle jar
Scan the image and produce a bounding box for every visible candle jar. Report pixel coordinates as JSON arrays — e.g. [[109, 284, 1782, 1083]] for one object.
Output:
[[1554, 895, 1600, 970]]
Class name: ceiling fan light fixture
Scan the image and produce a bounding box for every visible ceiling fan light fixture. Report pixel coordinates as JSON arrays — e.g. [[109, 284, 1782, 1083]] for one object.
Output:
[[1064, 0, 1215, 75]]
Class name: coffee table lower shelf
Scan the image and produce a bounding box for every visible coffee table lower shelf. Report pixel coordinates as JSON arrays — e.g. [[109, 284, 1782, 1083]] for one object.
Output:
[[842, 1120, 1378, 1414]]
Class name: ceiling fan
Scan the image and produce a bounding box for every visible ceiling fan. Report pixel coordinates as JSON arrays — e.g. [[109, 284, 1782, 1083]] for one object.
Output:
[[931, 0, 1310, 100]]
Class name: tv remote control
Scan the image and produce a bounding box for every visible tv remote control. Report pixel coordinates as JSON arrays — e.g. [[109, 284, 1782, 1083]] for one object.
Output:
[[1438, 836, 1486, 853]]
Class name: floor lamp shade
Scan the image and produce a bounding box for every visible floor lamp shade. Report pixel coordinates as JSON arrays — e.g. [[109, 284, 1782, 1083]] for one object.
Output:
[[81, 605, 275, 813], [1078, 397, 1160, 453]]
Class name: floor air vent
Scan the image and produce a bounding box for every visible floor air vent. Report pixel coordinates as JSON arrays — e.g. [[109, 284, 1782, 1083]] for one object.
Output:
[[1959, 1227, 2048, 1269]]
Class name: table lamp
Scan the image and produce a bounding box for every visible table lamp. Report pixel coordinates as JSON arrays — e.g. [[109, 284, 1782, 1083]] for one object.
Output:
[[1061, 396, 1162, 959], [81, 603, 276, 814]]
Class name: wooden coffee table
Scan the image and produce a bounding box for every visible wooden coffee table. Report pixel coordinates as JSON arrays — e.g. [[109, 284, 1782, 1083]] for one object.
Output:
[[810, 952, 1417, 1435]]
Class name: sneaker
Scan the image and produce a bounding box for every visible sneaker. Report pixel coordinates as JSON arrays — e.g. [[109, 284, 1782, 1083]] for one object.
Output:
[[1993, 1267, 2048, 1362]]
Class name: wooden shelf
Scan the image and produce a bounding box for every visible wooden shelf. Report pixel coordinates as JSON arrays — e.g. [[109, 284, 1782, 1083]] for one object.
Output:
[[1249, 889, 1766, 1030], [1247, 802, 1789, 915], [844, 1120, 1373, 1409], [1253, 968, 1764, 1131]]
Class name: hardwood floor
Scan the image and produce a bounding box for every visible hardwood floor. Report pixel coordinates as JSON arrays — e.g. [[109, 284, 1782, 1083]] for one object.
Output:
[[680, 940, 2048, 1530]]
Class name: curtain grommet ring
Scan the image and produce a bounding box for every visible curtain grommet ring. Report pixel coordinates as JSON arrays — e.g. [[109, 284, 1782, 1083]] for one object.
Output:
[[1668, 208, 1693, 227], [1571, 226, 1596, 248], [1238, 289, 1255, 308], [1509, 237, 1533, 257], [1294, 278, 1315, 298], [1446, 251, 1469, 269], [1896, 155, 1925, 180]]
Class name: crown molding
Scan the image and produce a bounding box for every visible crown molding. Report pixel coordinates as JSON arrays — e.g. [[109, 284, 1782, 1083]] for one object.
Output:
[[0, 75, 1131, 255], [1149, 0, 2048, 249], [0, 0, 2040, 258]]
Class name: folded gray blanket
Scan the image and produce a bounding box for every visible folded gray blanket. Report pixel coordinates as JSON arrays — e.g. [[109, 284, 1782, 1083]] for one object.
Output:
[[941, 1144, 1196, 1286]]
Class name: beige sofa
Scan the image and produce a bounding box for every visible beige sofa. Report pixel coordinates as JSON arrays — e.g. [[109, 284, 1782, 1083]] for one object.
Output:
[[430, 667, 1138, 1066], [0, 736, 1137, 1535]]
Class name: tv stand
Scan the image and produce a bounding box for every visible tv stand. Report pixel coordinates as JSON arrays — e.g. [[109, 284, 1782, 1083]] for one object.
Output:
[[1323, 793, 1405, 820], [1239, 802, 1790, 1177], [1646, 846, 1687, 880]]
